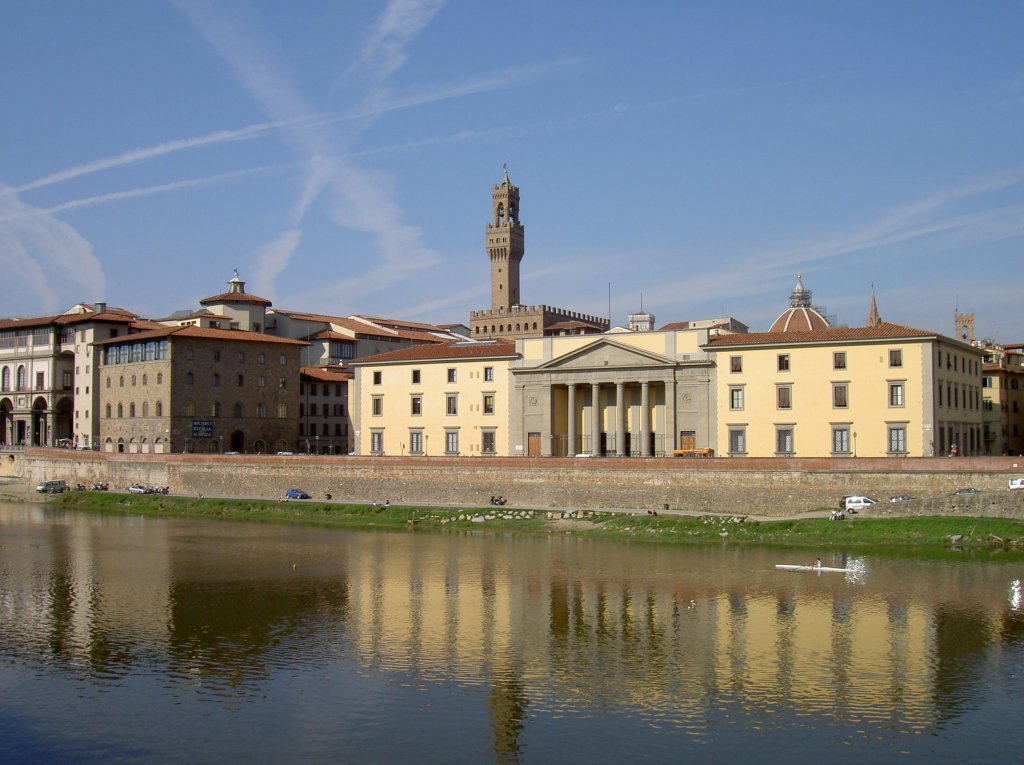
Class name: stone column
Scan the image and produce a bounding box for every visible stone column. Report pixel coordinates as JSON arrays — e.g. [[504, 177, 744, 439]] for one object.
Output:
[[641, 381, 651, 457], [616, 382, 626, 456], [567, 383, 577, 457], [591, 383, 601, 455]]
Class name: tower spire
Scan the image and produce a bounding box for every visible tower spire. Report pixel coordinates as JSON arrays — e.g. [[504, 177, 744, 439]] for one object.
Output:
[[866, 286, 881, 327]]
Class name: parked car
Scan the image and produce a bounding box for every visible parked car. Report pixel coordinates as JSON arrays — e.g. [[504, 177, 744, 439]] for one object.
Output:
[[285, 488, 310, 499], [843, 495, 877, 512], [889, 495, 913, 503], [35, 480, 68, 494], [128, 484, 148, 494], [953, 488, 978, 496], [1009, 477, 1024, 490]]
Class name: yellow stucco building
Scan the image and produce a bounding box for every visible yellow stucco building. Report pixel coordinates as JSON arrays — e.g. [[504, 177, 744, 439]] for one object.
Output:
[[351, 341, 517, 456], [704, 285, 984, 458]]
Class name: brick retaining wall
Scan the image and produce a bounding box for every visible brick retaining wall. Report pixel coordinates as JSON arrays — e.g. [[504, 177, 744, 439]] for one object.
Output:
[[18, 449, 1024, 519]]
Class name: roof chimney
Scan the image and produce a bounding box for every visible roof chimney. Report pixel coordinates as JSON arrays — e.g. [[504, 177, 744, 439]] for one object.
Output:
[[95, 301, 107, 314]]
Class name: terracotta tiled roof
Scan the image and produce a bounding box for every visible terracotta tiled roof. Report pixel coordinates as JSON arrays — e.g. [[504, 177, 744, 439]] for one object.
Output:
[[0, 314, 61, 330], [768, 306, 831, 333], [1, 309, 137, 330], [703, 322, 942, 348], [307, 330, 356, 342], [356, 315, 449, 332], [92, 325, 307, 346], [351, 340, 518, 365], [300, 366, 352, 382], [199, 290, 271, 307]]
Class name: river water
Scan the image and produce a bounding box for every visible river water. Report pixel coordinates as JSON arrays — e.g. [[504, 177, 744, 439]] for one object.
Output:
[[0, 500, 1021, 764]]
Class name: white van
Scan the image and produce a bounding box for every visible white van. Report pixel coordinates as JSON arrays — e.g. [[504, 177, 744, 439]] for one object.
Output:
[[1009, 477, 1024, 490], [844, 495, 877, 512], [35, 480, 68, 494]]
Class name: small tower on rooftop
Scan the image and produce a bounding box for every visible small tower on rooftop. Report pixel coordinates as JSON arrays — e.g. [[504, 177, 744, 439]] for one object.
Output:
[[487, 164, 525, 312]]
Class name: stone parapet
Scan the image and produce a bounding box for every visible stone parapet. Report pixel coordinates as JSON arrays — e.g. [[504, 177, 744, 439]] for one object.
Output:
[[19, 449, 1024, 518]]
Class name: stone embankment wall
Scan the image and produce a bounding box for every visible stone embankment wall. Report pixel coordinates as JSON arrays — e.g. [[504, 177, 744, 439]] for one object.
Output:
[[11, 449, 1024, 519]]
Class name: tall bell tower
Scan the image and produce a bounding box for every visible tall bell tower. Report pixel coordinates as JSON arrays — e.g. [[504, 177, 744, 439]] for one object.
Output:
[[486, 165, 524, 312]]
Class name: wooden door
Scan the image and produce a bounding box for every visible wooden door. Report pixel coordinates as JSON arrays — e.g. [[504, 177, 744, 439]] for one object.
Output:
[[527, 432, 541, 457]]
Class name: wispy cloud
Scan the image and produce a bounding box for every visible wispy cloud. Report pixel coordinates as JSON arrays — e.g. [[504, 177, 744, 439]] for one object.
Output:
[[343, 0, 446, 88], [0, 186, 106, 312]]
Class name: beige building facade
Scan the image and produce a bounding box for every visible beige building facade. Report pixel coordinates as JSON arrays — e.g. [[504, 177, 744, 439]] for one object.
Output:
[[94, 326, 305, 454], [509, 325, 735, 457], [704, 323, 984, 458], [980, 342, 1024, 456], [351, 341, 517, 457]]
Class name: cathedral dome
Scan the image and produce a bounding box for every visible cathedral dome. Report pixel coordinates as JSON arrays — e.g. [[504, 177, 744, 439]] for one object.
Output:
[[768, 275, 830, 333]]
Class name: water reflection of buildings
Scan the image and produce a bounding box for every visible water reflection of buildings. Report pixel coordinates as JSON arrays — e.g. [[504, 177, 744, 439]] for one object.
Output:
[[3, 509, 1023, 760]]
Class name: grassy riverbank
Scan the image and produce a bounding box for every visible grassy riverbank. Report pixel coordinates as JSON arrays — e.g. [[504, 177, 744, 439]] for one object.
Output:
[[50, 491, 1024, 556]]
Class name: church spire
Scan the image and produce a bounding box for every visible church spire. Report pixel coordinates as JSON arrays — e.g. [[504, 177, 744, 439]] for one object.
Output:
[[866, 286, 881, 328]]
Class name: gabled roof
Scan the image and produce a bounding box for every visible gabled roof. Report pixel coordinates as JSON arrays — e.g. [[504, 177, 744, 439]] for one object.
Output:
[[92, 325, 307, 346], [351, 340, 517, 365], [0, 307, 137, 330], [300, 366, 352, 382], [703, 322, 951, 349]]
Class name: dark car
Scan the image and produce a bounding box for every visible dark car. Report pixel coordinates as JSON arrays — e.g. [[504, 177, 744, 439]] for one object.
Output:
[[285, 488, 311, 499], [953, 488, 978, 496], [889, 495, 913, 503]]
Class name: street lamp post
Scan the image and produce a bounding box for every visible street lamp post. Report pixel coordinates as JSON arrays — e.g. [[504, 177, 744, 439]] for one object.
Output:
[[315, 434, 319, 455], [425, 434, 429, 457]]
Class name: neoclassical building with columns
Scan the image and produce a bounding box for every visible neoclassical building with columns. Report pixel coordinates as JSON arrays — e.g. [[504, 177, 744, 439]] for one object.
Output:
[[508, 321, 743, 457]]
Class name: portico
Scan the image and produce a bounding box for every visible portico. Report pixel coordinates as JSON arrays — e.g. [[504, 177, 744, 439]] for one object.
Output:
[[510, 333, 716, 458]]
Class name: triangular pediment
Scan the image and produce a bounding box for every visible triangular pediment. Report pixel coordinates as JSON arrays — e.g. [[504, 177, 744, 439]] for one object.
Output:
[[532, 338, 675, 371]]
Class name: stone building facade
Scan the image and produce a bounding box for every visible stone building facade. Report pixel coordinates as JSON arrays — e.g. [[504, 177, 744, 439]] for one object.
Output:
[[94, 326, 305, 454], [299, 366, 352, 454], [469, 169, 608, 341]]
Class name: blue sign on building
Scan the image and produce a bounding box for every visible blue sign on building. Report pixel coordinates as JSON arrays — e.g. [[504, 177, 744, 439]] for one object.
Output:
[[192, 420, 214, 438]]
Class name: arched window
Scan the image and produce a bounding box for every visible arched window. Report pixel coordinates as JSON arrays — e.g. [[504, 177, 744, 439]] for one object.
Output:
[[257, 403, 267, 418], [119, 376, 124, 387], [129, 403, 135, 417], [117, 404, 123, 418], [142, 374, 148, 385], [142, 402, 148, 417], [212, 373, 220, 386], [155, 401, 163, 417], [233, 402, 243, 418], [105, 404, 111, 418], [278, 403, 287, 418], [106, 377, 111, 388], [185, 401, 195, 417], [157, 372, 163, 385], [16, 366, 26, 390], [131, 375, 136, 386], [212, 401, 220, 417], [1, 367, 10, 390], [186, 372, 194, 385]]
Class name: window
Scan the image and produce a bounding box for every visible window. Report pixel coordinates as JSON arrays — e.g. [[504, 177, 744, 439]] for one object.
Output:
[[156, 402, 162, 417], [105, 404, 111, 418], [212, 373, 220, 386], [832, 427, 850, 454], [119, 375, 124, 387], [36, 371, 45, 390], [237, 351, 245, 363], [412, 370, 421, 384], [776, 386, 792, 409], [833, 383, 848, 408], [334, 404, 344, 416], [729, 387, 744, 410], [257, 403, 267, 418], [213, 351, 221, 362], [233, 402, 243, 418], [482, 430, 496, 454], [728, 428, 746, 455], [446, 394, 458, 415], [776, 428, 794, 455], [409, 430, 423, 454], [833, 352, 846, 370], [186, 348, 194, 360], [483, 394, 495, 415], [279, 378, 287, 389], [447, 368, 457, 383], [258, 353, 265, 365], [889, 349, 903, 367], [373, 371, 382, 385], [411, 396, 422, 415], [186, 372, 194, 386], [777, 354, 790, 372], [310, 404, 317, 416], [278, 403, 287, 418], [212, 401, 221, 417], [445, 430, 459, 455], [484, 366, 494, 382], [370, 430, 384, 454], [279, 355, 286, 365], [983, 377, 992, 388], [186, 401, 195, 417], [236, 374, 243, 387], [730, 356, 742, 373], [372, 396, 383, 416], [157, 372, 163, 384], [889, 382, 905, 407], [141, 374, 147, 386], [888, 426, 907, 454], [258, 375, 266, 388]]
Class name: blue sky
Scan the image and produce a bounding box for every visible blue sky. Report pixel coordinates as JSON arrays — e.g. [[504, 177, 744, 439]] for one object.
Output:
[[2, 1, 1022, 340]]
